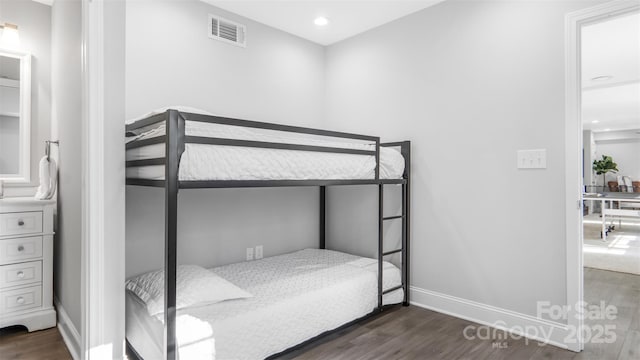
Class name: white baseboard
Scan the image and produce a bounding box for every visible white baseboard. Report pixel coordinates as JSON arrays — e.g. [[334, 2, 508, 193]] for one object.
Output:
[[410, 286, 571, 350], [55, 297, 81, 360]]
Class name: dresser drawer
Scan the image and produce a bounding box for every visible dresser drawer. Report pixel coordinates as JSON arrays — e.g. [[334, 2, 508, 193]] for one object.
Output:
[[0, 237, 43, 265], [0, 212, 43, 237], [0, 285, 42, 315], [0, 261, 42, 289]]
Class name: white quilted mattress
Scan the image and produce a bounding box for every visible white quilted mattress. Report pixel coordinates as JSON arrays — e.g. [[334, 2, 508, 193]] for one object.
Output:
[[125, 116, 405, 181], [126, 249, 404, 360]]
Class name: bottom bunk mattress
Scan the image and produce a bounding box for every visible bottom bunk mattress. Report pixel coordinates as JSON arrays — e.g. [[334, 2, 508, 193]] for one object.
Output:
[[126, 248, 404, 360]]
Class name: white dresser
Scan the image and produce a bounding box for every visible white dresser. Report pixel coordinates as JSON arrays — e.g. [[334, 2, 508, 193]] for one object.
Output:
[[0, 197, 56, 331]]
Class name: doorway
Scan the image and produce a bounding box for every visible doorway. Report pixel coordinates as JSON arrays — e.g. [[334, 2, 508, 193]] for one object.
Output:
[[581, 11, 640, 275], [566, 0, 640, 354]]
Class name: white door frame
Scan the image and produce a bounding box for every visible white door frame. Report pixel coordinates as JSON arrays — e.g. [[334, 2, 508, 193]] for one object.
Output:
[[564, 0, 640, 353], [81, 0, 106, 357], [81, 0, 113, 359], [82, 0, 127, 357]]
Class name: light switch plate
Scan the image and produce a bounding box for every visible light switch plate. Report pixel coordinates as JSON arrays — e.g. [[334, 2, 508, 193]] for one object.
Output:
[[518, 149, 547, 169]]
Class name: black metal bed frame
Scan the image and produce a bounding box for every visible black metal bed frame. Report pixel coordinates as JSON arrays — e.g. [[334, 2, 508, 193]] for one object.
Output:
[[125, 109, 411, 360]]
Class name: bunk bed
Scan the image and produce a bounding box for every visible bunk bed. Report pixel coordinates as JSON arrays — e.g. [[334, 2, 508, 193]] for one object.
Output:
[[125, 109, 411, 360]]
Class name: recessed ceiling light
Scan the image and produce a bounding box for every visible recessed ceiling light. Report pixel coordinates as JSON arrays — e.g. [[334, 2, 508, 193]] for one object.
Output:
[[604, 128, 611, 131], [591, 120, 600, 124], [591, 75, 613, 82], [314, 16, 329, 26]]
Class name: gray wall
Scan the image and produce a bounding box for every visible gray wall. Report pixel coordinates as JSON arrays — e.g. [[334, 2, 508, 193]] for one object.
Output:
[[125, 0, 326, 276], [0, 0, 51, 187], [51, 0, 82, 331], [324, 0, 603, 319]]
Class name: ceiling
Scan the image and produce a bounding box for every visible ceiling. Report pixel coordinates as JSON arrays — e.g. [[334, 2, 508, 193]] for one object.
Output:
[[205, 0, 445, 46], [582, 12, 640, 132]]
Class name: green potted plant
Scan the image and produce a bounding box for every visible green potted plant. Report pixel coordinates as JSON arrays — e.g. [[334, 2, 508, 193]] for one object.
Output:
[[593, 155, 618, 190]]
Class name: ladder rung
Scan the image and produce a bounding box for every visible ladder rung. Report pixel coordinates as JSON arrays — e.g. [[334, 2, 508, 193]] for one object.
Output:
[[383, 284, 404, 295], [383, 215, 405, 221], [382, 249, 402, 256]]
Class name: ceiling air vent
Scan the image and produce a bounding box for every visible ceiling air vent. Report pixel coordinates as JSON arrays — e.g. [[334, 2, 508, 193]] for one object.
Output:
[[208, 14, 246, 47]]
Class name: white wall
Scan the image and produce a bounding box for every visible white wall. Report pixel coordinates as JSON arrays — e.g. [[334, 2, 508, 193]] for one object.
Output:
[[125, 0, 326, 276], [127, 187, 321, 276], [594, 135, 640, 185], [0, 115, 19, 173], [583, 130, 596, 213], [125, 1, 325, 124], [326, 184, 404, 267], [583, 130, 596, 188], [51, 0, 83, 332], [0, 0, 51, 188], [324, 0, 604, 320], [103, 0, 127, 357], [0, 63, 20, 174]]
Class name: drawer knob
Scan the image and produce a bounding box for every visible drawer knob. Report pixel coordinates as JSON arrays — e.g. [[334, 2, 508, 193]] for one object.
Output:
[[17, 271, 24, 278], [17, 220, 25, 226], [17, 245, 24, 252], [16, 296, 25, 305]]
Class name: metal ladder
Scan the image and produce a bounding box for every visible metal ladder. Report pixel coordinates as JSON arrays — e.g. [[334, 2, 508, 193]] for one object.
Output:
[[377, 180, 410, 309]]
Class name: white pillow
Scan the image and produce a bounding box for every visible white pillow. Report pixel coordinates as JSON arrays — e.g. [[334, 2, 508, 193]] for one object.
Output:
[[126, 265, 252, 316]]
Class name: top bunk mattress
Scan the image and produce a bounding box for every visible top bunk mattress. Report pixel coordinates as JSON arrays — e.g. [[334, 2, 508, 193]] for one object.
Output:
[[126, 109, 405, 181]]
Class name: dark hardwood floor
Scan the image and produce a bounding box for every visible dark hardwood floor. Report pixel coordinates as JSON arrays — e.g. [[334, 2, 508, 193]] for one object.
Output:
[[278, 268, 640, 360], [0, 325, 72, 360], [2, 268, 638, 359]]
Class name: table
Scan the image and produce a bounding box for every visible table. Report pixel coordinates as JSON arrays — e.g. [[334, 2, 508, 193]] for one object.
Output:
[[583, 193, 640, 241]]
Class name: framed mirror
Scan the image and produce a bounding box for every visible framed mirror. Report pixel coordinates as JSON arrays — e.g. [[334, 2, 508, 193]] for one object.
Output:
[[0, 48, 31, 183]]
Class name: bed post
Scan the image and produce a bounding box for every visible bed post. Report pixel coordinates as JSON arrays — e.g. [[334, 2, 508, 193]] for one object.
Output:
[[401, 141, 411, 306], [319, 186, 326, 249], [375, 139, 380, 180], [376, 137, 383, 310], [377, 183, 384, 311], [164, 110, 185, 360]]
